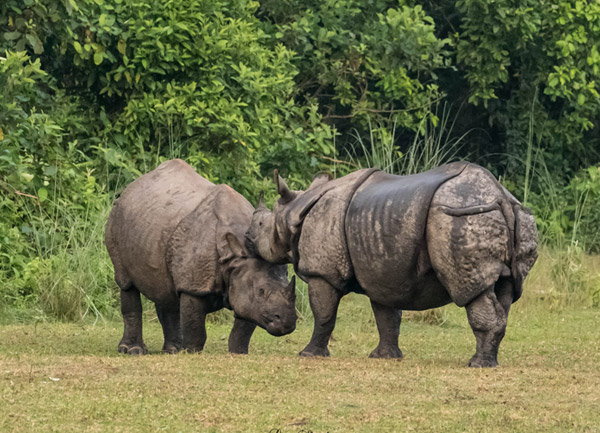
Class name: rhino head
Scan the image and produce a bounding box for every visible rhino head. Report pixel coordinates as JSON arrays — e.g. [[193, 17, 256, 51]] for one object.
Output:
[[245, 171, 332, 265], [221, 232, 297, 336]]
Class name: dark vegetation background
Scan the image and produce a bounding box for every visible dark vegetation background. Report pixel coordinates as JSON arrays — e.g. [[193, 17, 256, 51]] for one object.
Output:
[[1, 0, 599, 322]]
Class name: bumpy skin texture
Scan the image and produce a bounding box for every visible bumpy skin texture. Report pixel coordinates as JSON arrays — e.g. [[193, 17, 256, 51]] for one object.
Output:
[[105, 159, 296, 355], [246, 163, 538, 366]]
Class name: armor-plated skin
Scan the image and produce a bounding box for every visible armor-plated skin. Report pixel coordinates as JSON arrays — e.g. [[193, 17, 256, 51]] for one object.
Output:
[[245, 162, 538, 367], [105, 159, 296, 355]]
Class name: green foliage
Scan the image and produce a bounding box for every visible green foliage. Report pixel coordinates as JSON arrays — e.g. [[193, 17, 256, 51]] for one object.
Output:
[[453, 0, 600, 173], [1, 0, 600, 322], [343, 103, 467, 176], [259, 0, 451, 141], [0, 1, 334, 320]]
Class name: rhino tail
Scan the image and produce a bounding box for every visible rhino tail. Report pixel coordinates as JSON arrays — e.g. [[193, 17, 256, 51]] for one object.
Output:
[[508, 203, 538, 303]]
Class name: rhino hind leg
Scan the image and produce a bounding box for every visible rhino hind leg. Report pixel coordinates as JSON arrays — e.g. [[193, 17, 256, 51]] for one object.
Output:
[[465, 282, 511, 368], [155, 304, 182, 354], [118, 287, 148, 355], [300, 278, 342, 358], [368, 301, 403, 359]]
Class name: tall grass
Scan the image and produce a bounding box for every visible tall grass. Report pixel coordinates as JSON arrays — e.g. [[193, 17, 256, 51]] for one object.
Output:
[[15, 194, 118, 324], [513, 94, 600, 309], [344, 103, 468, 175]]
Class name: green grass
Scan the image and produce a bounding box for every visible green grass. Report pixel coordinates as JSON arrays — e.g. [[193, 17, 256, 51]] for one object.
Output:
[[1, 292, 599, 432]]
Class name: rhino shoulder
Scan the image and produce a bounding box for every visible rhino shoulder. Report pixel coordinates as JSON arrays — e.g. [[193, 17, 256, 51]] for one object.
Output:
[[167, 194, 222, 297]]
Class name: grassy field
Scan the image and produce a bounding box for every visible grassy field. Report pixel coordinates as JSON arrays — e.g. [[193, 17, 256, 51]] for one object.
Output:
[[1, 286, 599, 433]]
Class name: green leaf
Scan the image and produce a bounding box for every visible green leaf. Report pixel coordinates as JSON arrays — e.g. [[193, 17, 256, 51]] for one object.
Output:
[[3, 31, 22, 41], [37, 188, 48, 203], [25, 33, 44, 54], [117, 39, 127, 55], [73, 41, 83, 54], [43, 166, 58, 177], [577, 94, 586, 105], [94, 52, 103, 65]]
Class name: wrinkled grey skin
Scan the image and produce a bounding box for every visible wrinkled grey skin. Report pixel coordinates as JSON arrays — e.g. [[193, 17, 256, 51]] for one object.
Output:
[[105, 159, 296, 355], [245, 162, 538, 367]]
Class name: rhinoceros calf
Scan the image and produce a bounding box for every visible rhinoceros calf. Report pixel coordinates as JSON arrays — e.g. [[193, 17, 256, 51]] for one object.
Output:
[[245, 162, 538, 367], [105, 159, 296, 355]]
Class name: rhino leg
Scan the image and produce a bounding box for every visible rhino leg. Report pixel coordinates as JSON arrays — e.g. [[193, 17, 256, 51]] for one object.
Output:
[[155, 304, 182, 354], [465, 284, 510, 368], [369, 301, 403, 359], [228, 317, 257, 354], [179, 293, 209, 353], [118, 287, 148, 355], [299, 278, 342, 358]]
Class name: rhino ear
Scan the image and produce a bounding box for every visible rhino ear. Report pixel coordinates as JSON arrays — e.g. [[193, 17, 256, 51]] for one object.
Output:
[[219, 232, 247, 262], [308, 172, 332, 190], [256, 191, 266, 210], [274, 169, 295, 204]]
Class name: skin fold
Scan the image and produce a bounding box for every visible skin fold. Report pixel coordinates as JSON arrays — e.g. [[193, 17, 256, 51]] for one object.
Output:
[[105, 159, 297, 355], [245, 162, 538, 367]]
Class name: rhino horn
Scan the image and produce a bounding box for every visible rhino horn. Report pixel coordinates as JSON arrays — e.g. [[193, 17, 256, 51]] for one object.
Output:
[[274, 169, 295, 204], [287, 275, 296, 301]]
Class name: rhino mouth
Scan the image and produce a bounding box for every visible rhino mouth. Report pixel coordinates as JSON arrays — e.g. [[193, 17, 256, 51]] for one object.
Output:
[[262, 314, 296, 336], [244, 234, 258, 256]]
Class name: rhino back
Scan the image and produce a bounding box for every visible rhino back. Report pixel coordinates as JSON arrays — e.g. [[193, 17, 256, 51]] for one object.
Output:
[[345, 163, 467, 305], [105, 159, 214, 302]]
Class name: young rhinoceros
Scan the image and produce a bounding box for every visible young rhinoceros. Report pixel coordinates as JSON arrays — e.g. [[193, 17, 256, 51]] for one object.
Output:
[[245, 162, 538, 367], [105, 159, 297, 355]]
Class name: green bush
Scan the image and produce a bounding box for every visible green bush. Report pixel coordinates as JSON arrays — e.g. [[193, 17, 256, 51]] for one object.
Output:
[[259, 0, 451, 144], [442, 0, 600, 177]]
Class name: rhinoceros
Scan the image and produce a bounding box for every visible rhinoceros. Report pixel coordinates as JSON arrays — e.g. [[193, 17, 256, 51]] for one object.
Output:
[[105, 159, 297, 355], [245, 162, 538, 367]]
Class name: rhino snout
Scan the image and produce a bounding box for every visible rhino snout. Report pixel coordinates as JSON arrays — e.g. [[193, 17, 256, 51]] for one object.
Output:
[[263, 311, 297, 336]]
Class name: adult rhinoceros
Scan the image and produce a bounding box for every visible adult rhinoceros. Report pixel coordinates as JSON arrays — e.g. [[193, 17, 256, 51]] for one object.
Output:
[[245, 162, 538, 367]]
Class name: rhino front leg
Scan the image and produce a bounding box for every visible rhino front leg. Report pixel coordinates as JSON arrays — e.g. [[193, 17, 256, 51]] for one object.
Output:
[[179, 293, 209, 353], [299, 278, 342, 358], [156, 304, 182, 354], [228, 317, 257, 354], [118, 287, 148, 355], [369, 301, 403, 359], [465, 286, 508, 368]]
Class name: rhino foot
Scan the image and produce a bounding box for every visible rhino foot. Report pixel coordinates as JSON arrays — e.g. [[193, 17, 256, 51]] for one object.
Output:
[[118, 344, 148, 356], [468, 356, 498, 368], [369, 345, 403, 359], [162, 342, 181, 354], [299, 346, 330, 357]]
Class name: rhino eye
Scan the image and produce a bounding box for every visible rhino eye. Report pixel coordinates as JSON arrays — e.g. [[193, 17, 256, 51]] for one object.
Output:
[[258, 287, 265, 297], [259, 221, 263, 226]]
